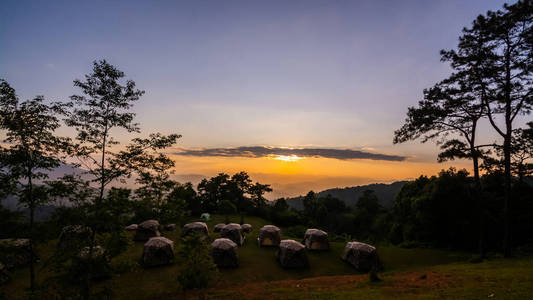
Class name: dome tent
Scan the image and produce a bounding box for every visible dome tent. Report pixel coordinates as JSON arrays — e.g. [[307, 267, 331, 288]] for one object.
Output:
[[200, 213, 211, 222]]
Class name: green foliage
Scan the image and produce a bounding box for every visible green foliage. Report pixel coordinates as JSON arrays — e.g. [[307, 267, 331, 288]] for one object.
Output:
[[270, 209, 301, 227], [483, 122, 533, 180], [65, 59, 144, 200], [273, 198, 289, 212], [58, 60, 182, 299], [302, 191, 322, 226], [177, 235, 218, 290], [197, 173, 232, 212], [196, 171, 272, 219], [249, 182, 273, 209], [386, 168, 533, 251], [269, 198, 302, 226], [99, 230, 131, 259], [0, 79, 70, 294], [160, 193, 188, 225], [0, 205, 25, 239], [219, 199, 236, 223], [352, 190, 388, 242], [390, 168, 477, 248], [170, 182, 198, 217], [68, 249, 112, 284], [285, 225, 307, 238]]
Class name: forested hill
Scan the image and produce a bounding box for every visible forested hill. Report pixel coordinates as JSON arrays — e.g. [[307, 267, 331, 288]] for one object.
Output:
[[286, 181, 407, 210]]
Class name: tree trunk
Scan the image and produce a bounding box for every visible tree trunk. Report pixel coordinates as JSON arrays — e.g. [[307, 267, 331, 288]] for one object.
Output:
[[471, 146, 485, 258], [503, 48, 512, 258], [99, 128, 107, 204], [503, 133, 512, 257], [83, 229, 97, 300], [28, 172, 36, 295], [470, 120, 485, 258]]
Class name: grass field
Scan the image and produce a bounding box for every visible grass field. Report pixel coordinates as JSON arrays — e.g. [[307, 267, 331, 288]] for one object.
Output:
[[2, 215, 532, 299]]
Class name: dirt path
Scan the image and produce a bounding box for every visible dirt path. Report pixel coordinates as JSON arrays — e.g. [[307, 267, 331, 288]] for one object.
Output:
[[168, 270, 461, 299]]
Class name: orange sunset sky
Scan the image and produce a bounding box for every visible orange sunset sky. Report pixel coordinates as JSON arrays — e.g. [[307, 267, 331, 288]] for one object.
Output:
[[2, 0, 517, 198]]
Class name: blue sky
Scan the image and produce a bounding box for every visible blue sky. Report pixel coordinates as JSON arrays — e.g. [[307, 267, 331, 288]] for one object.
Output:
[[0, 0, 515, 196]]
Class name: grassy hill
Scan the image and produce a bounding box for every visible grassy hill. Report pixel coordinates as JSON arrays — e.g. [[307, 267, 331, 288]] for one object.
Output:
[[197, 256, 533, 299], [2, 214, 532, 299]]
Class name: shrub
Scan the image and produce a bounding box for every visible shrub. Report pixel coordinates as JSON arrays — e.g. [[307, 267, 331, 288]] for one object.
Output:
[[284, 225, 307, 239], [270, 210, 302, 227], [177, 234, 218, 290]]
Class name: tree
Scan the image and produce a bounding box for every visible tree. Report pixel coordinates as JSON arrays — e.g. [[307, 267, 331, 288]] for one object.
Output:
[[219, 199, 236, 224], [352, 190, 386, 240], [393, 41, 490, 254], [124, 133, 182, 220], [393, 80, 487, 185], [390, 169, 477, 248], [170, 182, 199, 216], [64, 60, 144, 298], [65, 60, 180, 298], [302, 191, 326, 227], [273, 198, 289, 212], [230, 171, 252, 223], [322, 194, 347, 213], [356, 190, 382, 214], [66, 59, 144, 205], [177, 235, 217, 290], [511, 123, 533, 180], [0, 79, 69, 294], [197, 173, 231, 212], [395, 1, 533, 256], [249, 182, 272, 209], [392, 16, 500, 186], [476, 1, 533, 256], [483, 122, 533, 181]]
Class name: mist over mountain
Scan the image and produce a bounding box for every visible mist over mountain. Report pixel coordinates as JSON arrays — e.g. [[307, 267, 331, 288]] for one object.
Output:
[[285, 181, 407, 210]]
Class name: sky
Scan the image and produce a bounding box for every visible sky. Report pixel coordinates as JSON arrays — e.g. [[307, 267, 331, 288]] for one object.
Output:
[[0, 0, 517, 198]]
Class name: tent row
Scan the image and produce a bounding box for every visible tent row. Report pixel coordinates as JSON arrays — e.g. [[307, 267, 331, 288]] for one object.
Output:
[[127, 221, 380, 271]]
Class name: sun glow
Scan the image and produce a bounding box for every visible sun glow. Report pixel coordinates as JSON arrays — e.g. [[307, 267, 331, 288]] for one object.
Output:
[[272, 155, 303, 162]]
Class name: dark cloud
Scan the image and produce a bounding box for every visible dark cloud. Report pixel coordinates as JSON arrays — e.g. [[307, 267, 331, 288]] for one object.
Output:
[[173, 146, 406, 161]]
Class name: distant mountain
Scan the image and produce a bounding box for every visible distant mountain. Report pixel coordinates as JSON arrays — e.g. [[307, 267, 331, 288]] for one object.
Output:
[[286, 181, 407, 210], [1, 163, 91, 220]]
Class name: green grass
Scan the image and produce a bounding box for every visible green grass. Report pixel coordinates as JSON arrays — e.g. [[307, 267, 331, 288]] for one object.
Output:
[[2, 214, 530, 299], [202, 256, 533, 299]]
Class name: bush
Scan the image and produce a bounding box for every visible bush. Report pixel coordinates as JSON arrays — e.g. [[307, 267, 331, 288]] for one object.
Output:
[[68, 247, 112, 283], [270, 210, 302, 227], [0, 206, 26, 239], [284, 225, 307, 239], [177, 235, 218, 290], [329, 232, 353, 243]]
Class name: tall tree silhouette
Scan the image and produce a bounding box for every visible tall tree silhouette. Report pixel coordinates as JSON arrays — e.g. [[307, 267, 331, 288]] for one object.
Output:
[[66, 59, 144, 205], [395, 0, 533, 256], [393, 48, 490, 255], [230, 171, 252, 223], [393, 22, 492, 186], [478, 1, 533, 256], [65, 60, 180, 298], [0, 80, 69, 295]]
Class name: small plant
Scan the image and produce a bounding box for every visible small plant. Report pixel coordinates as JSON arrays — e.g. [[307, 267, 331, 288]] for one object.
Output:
[[113, 259, 139, 274], [369, 269, 381, 282], [177, 234, 218, 290], [285, 225, 307, 239], [469, 254, 484, 264]]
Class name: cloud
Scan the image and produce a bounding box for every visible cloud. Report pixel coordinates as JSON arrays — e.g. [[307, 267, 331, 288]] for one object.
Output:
[[173, 146, 406, 161]]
